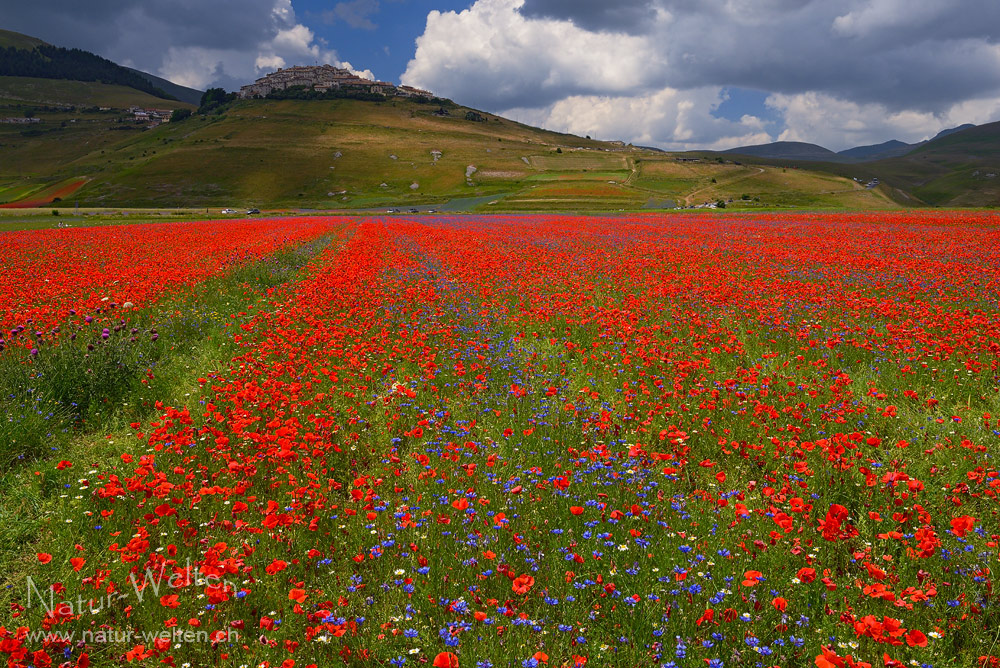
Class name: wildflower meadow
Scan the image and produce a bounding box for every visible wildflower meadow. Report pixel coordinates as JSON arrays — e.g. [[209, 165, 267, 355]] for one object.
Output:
[[2, 212, 999, 668]]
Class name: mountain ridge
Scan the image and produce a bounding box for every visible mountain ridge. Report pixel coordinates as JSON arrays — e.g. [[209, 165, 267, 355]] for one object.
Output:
[[722, 140, 840, 162], [837, 139, 912, 161], [718, 123, 982, 164], [124, 67, 203, 106]]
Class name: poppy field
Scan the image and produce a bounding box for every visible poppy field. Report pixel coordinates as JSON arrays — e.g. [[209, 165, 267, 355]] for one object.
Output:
[[3, 212, 1000, 668]]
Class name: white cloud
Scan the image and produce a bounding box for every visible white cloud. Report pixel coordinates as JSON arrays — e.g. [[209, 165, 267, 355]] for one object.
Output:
[[402, 0, 666, 110], [403, 0, 1000, 150], [403, 0, 772, 149], [255, 54, 287, 73], [161, 5, 371, 89], [158, 48, 243, 90], [768, 91, 1000, 150], [510, 88, 772, 150]]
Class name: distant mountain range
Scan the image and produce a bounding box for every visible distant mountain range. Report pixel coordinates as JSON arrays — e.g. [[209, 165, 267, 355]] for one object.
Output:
[[695, 120, 999, 206], [721, 124, 978, 163]]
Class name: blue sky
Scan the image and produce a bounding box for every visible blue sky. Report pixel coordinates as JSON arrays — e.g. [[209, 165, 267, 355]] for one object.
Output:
[[5, 0, 1000, 151], [299, 0, 469, 83]]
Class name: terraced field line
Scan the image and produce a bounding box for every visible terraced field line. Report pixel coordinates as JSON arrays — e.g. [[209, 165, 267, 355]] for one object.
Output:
[[682, 166, 765, 205]]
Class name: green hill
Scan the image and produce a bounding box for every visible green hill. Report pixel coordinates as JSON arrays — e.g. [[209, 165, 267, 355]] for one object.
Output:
[[867, 122, 1000, 206], [125, 67, 203, 106], [0, 96, 896, 211], [0, 75, 194, 109], [0, 29, 45, 51], [722, 140, 843, 162], [836, 139, 913, 161]]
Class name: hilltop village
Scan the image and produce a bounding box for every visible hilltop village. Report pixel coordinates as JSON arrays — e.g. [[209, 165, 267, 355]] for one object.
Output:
[[239, 65, 433, 99]]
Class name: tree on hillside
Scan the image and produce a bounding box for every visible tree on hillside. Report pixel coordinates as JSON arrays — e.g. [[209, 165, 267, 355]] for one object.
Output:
[[200, 88, 228, 107], [198, 88, 237, 114]]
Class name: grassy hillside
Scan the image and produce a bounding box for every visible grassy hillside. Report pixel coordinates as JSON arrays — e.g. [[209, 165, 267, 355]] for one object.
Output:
[[634, 157, 893, 209], [0, 29, 45, 51], [125, 67, 203, 106], [722, 140, 842, 162], [0, 76, 194, 108], [0, 96, 897, 210], [869, 122, 1000, 206]]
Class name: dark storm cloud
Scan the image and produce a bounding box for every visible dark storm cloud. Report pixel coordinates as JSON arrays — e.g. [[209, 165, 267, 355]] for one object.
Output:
[[518, 0, 659, 34], [3, 0, 280, 59], [0, 0, 299, 87], [651, 0, 1000, 113]]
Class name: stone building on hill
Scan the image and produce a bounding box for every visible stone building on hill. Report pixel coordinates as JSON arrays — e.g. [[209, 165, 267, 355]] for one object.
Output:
[[396, 85, 434, 98], [239, 65, 432, 99]]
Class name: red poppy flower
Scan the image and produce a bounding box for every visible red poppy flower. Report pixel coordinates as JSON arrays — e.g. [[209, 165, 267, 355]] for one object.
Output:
[[433, 652, 459, 668], [512, 574, 535, 595], [951, 515, 975, 537]]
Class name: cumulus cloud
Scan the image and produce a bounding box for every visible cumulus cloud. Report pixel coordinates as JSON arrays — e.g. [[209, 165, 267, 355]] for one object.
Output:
[[403, 0, 1000, 150], [0, 0, 363, 91], [403, 0, 665, 111], [509, 88, 772, 151], [769, 92, 1000, 151]]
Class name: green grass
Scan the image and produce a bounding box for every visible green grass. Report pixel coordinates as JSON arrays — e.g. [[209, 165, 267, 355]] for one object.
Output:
[[0, 230, 345, 599], [0, 76, 194, 109], [0, 29, 46, 50], [523, 170, 629, 182], [0, 209, 291, 232]]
